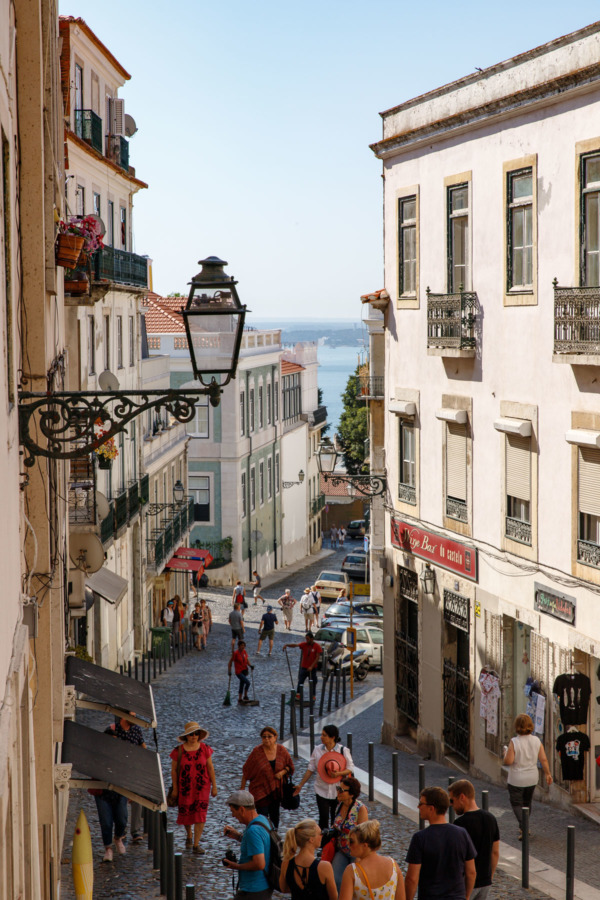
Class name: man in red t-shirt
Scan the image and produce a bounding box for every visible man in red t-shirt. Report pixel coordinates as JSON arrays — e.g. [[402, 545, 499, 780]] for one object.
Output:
[[283, 632, 322, 701]]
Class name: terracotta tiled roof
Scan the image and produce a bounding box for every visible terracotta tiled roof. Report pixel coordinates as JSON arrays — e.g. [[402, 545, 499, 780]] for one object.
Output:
[[360, 289, 389, 303], [320, 474, 355, 497], [281, 360, 305, 374], [145, 296, 186, 334]]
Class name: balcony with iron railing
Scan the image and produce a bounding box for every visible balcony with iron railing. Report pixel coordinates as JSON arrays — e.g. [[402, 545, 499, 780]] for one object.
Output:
[[446, 496, 468, 523], [128, 481, 140, 519], [139, 473, 150, 506], [505, 516, 532, 545], [93, 246, 148, 289], [398, 482, 416, 505], [68, 455, 96, 526], [145, 498, 195, 574], [357, 375, 384, 399], [578, 538, 600, 569], [427, 288, 477, 356], [553, 282, 600, 362], [311, 495, 326, 516], [100, 500, 115, 546], [114, 489, 129, 533], [74, 109, 103, 154], [106, 134, 129, 171]]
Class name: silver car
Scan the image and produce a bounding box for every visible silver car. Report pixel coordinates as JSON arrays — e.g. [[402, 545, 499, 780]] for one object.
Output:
[[314, 624, 384, 669]]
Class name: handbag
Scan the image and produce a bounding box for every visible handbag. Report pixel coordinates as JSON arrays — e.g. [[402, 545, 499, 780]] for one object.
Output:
[[354, 862, 376, 900], [320, 838, 336, 862], [167, 746, 183, 808], [281, 775, 300, 811]]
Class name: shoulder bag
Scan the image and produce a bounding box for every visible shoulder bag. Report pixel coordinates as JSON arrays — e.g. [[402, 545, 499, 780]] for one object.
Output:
[[281, 773, 300, 810], [167, 745, 183, 807], [354, 862, 376, 900]]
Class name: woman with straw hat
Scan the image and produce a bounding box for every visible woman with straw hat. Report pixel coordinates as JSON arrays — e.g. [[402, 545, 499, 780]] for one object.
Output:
[[169, 722, 217, 852]]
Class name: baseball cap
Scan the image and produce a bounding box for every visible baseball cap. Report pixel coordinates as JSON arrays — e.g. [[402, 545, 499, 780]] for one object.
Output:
[[266, 605, 273, 611], [227, 790, 255, 808]]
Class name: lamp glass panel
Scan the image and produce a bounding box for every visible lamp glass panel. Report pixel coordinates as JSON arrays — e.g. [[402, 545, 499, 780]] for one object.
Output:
[[185, 308, 243, 374]]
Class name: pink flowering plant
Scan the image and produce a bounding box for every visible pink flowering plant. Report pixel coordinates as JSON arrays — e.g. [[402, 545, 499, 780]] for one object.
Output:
[[59, 216, 105, 256]]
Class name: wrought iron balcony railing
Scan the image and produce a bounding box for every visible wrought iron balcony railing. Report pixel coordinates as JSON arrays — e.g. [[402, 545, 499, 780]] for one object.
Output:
[[505, 516, 532, 545], [106, 134, 129, 171], [398, 482, 416, 505], [68, 455, 96, 525], [553, 283, 600, 355], [312, 406, 328, 426], [128, 481, 140, 519], [74, 109, 103, 154], [357, 375, 384, 399], [427, 289, 477, 350], [139, 473, 150, 506], [93, 246, 148, 288], [100, 501, 115, 546], [146, 498, 194, 572], [446, 496, 468, 522], [114, 489, 129, 532], [311, 495, 326, 516], [578, 538, 600, 568]]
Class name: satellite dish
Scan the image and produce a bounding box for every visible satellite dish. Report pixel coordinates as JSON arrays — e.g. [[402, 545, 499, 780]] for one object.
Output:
[[251, 530, 263, 543], [96, 490, 110, 521], [124, 114, 138, 137], [98, 369, 120, 391], [69, 533, 104, 574], [87, 214, 106, 237]]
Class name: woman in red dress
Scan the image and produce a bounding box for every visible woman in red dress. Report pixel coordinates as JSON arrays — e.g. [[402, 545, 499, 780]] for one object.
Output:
[[170, 722, 217, 852]]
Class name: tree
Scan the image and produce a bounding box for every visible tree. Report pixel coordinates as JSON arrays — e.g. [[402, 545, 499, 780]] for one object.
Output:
[[337, 365, 368, 475]]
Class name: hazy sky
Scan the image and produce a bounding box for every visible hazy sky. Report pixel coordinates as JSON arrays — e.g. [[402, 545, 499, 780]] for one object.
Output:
[[61, 1, 600, 318]]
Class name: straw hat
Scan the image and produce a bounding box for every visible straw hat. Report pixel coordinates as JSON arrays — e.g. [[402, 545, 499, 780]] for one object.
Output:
[[178, 721, 209, 742], [317, 750, 346, 783]]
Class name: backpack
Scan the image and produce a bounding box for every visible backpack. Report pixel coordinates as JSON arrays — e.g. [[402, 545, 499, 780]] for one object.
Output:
[[249, 819, 283, 890], [301, 595, 313, 613]]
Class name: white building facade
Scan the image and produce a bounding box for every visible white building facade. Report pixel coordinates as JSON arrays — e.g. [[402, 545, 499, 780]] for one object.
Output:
[[372, 22, 600, 812]]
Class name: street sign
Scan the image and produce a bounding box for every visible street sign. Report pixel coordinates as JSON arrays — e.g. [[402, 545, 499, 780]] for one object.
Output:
[[353, 583, 370, 596]]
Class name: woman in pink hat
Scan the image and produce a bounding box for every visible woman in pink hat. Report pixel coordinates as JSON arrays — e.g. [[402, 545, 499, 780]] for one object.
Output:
[[293, 724, 354, 830]]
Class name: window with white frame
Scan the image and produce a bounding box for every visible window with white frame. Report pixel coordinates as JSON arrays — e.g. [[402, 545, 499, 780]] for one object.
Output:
[[103, 314, 110, 370], [505, 435, 531, 544], [241, 471, 247, 518], [507, 169, 533, 290], [250, 467, 256, 511], [190, 475, 210, 522], [398, 419, 416, 504], [578, 447, 600, 566], [267, 382, 272, 424], [76, 185, 85, 217], [249, 388, 255, 433], [129, 316, 135, 366], [240, 390, 246, 436], [186, 397, 209, 437], [447, 184, 469, 292], [259, 461, 265, 505], [274, 381, 279, 420], [581, 153, 600, 286], [275, 453, 280, 494], [259, 385, 264, 429], [107, 200, 114, 247], [88, 315, 95, 375], [117, 316, 123, 368], [445, 423, 467, 522], [398, 196, 417, 296], [267, 457, 273, 498]]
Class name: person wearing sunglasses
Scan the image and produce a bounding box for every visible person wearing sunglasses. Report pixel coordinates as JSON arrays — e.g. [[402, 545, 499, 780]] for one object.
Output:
[[330, 777, 368, 890], [169, 721, 218, 852]]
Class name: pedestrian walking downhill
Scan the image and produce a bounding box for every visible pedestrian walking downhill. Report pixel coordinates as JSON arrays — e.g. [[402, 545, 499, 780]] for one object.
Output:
[[449, 779, 500, 900], [300, 589, 316, 632], [169, 721, 217, 853], [223, 790, 273, 900], [252, 570, 265, 605], [330, 526, 338, 549], [91, 726, 129, 862], [330, 775, 368, 890], [191, 602, 204, 650], [278, 590, 297, 631], [200, 597, 212, 648], [257, 606, 279, 655], [233, 580, 248, 612], [229, 639, 254, 704], [229, 602, 246, 651]]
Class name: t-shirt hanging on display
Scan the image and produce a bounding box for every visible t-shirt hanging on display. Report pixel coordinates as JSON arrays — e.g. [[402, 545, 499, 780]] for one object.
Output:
[[556, 730, 591, 780], [552, 673, 591, 725]]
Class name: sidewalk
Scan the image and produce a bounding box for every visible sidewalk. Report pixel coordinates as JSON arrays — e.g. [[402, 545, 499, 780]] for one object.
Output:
[[259, 546, 334, 591]]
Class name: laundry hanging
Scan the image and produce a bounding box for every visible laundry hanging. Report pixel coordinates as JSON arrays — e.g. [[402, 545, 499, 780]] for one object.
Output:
[[478, 668, 501, 736], [552, 672, 591, 726], [556, 729, 590, 780]]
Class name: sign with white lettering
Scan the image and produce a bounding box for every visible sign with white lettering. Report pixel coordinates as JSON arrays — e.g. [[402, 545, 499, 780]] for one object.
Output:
[[390, 518, 478, 582], [534, 583, 575, 625]]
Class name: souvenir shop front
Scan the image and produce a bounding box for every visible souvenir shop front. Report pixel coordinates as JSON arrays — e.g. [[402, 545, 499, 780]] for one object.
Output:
[[478, 583, 600, 810]]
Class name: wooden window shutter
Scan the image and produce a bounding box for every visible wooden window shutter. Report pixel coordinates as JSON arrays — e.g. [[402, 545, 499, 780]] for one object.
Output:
[[578, 447, 600, 515], [446, 422, 467, 500], [506, 435, 531, 501]]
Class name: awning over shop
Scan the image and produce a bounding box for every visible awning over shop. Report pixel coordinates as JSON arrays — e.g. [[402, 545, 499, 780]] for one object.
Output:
[[165, 556, 204, 573], [173, 547, 214, 566], [85, 567, 128, 605], [66, 656, 157, 727], [62, 720, 166, 811]]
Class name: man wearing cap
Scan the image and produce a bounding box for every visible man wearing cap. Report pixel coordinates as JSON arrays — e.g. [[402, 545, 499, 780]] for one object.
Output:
[[223, 790, 272, 900], [282, 632, 322, 702], [257, 606, 278, 656], [277, 590, 296, 631], [160, 599, 174, 627]]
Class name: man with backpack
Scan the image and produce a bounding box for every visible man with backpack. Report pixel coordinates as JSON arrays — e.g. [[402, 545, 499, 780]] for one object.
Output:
[[300, 588, 316, 632], [223, 790, 279, 900]]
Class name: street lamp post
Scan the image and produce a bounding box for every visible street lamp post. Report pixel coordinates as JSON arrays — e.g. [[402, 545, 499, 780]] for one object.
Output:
[[316, 439, 386, 498], [282, 470, 305, 489], [18, 255, 247, 464]]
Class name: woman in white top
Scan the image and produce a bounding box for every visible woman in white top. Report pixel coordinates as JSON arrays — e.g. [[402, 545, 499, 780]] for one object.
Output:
[[293, 724, 354, 829], [339, 820, 404, 900], [503, 713, 552, 838]]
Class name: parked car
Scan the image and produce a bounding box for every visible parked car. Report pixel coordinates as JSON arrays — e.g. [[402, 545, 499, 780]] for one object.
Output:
[[346, 519, 367, 540], [341, 552, 370, 581], [321, 600, 384, 627], [314, 624, 384, 670], [314, 570, 350, 600]]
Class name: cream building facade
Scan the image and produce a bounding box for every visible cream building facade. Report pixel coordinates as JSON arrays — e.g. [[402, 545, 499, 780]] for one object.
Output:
[[372, 22, 600, 814]]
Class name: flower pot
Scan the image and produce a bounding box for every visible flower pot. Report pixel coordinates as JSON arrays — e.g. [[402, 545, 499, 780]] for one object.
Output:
[[64, 268, 89, 295], [56, 233, 85, 268], [96, 455, 112, 470]]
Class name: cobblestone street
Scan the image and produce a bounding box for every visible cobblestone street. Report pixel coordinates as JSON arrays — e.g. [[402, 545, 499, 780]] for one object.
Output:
[[60, 547, 595, 899]]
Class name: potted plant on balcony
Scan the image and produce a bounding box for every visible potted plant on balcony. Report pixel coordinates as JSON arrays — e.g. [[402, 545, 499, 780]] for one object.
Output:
[[57, 216, 105, 284], [94, 419, 118, 470]]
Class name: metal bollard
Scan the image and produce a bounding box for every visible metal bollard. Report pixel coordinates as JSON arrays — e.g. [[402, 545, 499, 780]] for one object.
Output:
[[319, 675, 326, 716], [418, 764, 425, 829], [335, 669, 340, 707], [327, 673, 334, 712], [566, 825, 575, 900], [521, 808, 530, 889], [280, 693, 286, 739], [120, 664, 123, 675], [342, 669, 346, 704], [154, 651, 157, 679], [147, 807, 153, 850], [299, 686, 304, 729], [142, 655, 146, 683], [368, 742, 374, 801], [185, 887, 195, 900], [309, 687, 314, 718], [128, 660, 132, 678], [392, 752, 398, 815], [152, 811, 161, 869], [135, 657, 139, 680], [160, 821, 168, 893], [481, 790, 489, 811], [448, 776, 455, 823], [148, 653, 152, 684], [289, 690, 295, 735], [166, 831, 175, 900], [309, 714, 315, 753], [291, 690, 299, 758], [346, 733, 352, 754], [174, 852, 183, 900]]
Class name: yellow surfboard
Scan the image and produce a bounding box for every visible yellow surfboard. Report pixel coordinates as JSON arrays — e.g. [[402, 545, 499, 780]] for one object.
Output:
[[72, 809, 94, 900]]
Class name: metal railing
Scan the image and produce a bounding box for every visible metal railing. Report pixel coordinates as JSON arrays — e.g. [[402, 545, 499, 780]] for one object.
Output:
[[506, 516, 532, 545], [311, 495, 326, 516], [139, 473, 150, 506], [114, 490, 128, 532], [106, 134, 129, 171], [578, 538, 600, 568], [398, 482, 416, 505], [100, 501, 115, 546], [357, 375, 384, 399], [74, 109, 102, 154], [427, 289, 477, 350], [553, 283, 600, 355], [93, 246, 148, 288], [446, 497, 468, 522], [68, 456, 96, 525], [312, 405, 328, 426], [146, 498, 195, 573], [128, 481, 140, 518]]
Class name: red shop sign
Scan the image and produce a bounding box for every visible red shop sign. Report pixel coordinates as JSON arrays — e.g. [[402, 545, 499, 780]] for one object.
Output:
[[390, 517, 478, 582]]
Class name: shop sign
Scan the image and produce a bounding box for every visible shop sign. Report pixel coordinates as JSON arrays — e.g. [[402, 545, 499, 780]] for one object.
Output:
[[390, 517, 478, 582], [534, 583, 576, 626]]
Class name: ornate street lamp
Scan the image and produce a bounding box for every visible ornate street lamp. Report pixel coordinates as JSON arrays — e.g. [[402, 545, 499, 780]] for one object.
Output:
[[316, 438, 386, 498], [18, 255, 247, 464], [420, 563, 436, 595], [282, 470, 305, 489], [147, 479, 188, 516]]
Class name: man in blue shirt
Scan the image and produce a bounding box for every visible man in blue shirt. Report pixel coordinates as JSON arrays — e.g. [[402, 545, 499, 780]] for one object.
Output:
[[223, 790, 272, 900], [257, 606, 279, 656]]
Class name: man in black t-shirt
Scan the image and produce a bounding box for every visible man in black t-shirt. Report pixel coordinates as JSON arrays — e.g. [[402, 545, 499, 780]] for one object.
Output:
[[406, 787, 476, 900], [450, 780, 499, 900]]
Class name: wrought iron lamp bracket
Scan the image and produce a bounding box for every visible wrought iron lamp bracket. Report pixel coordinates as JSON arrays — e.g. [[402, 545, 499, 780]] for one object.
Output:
[[18, 383, 222, 465], [323, 472, 387, 498]]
